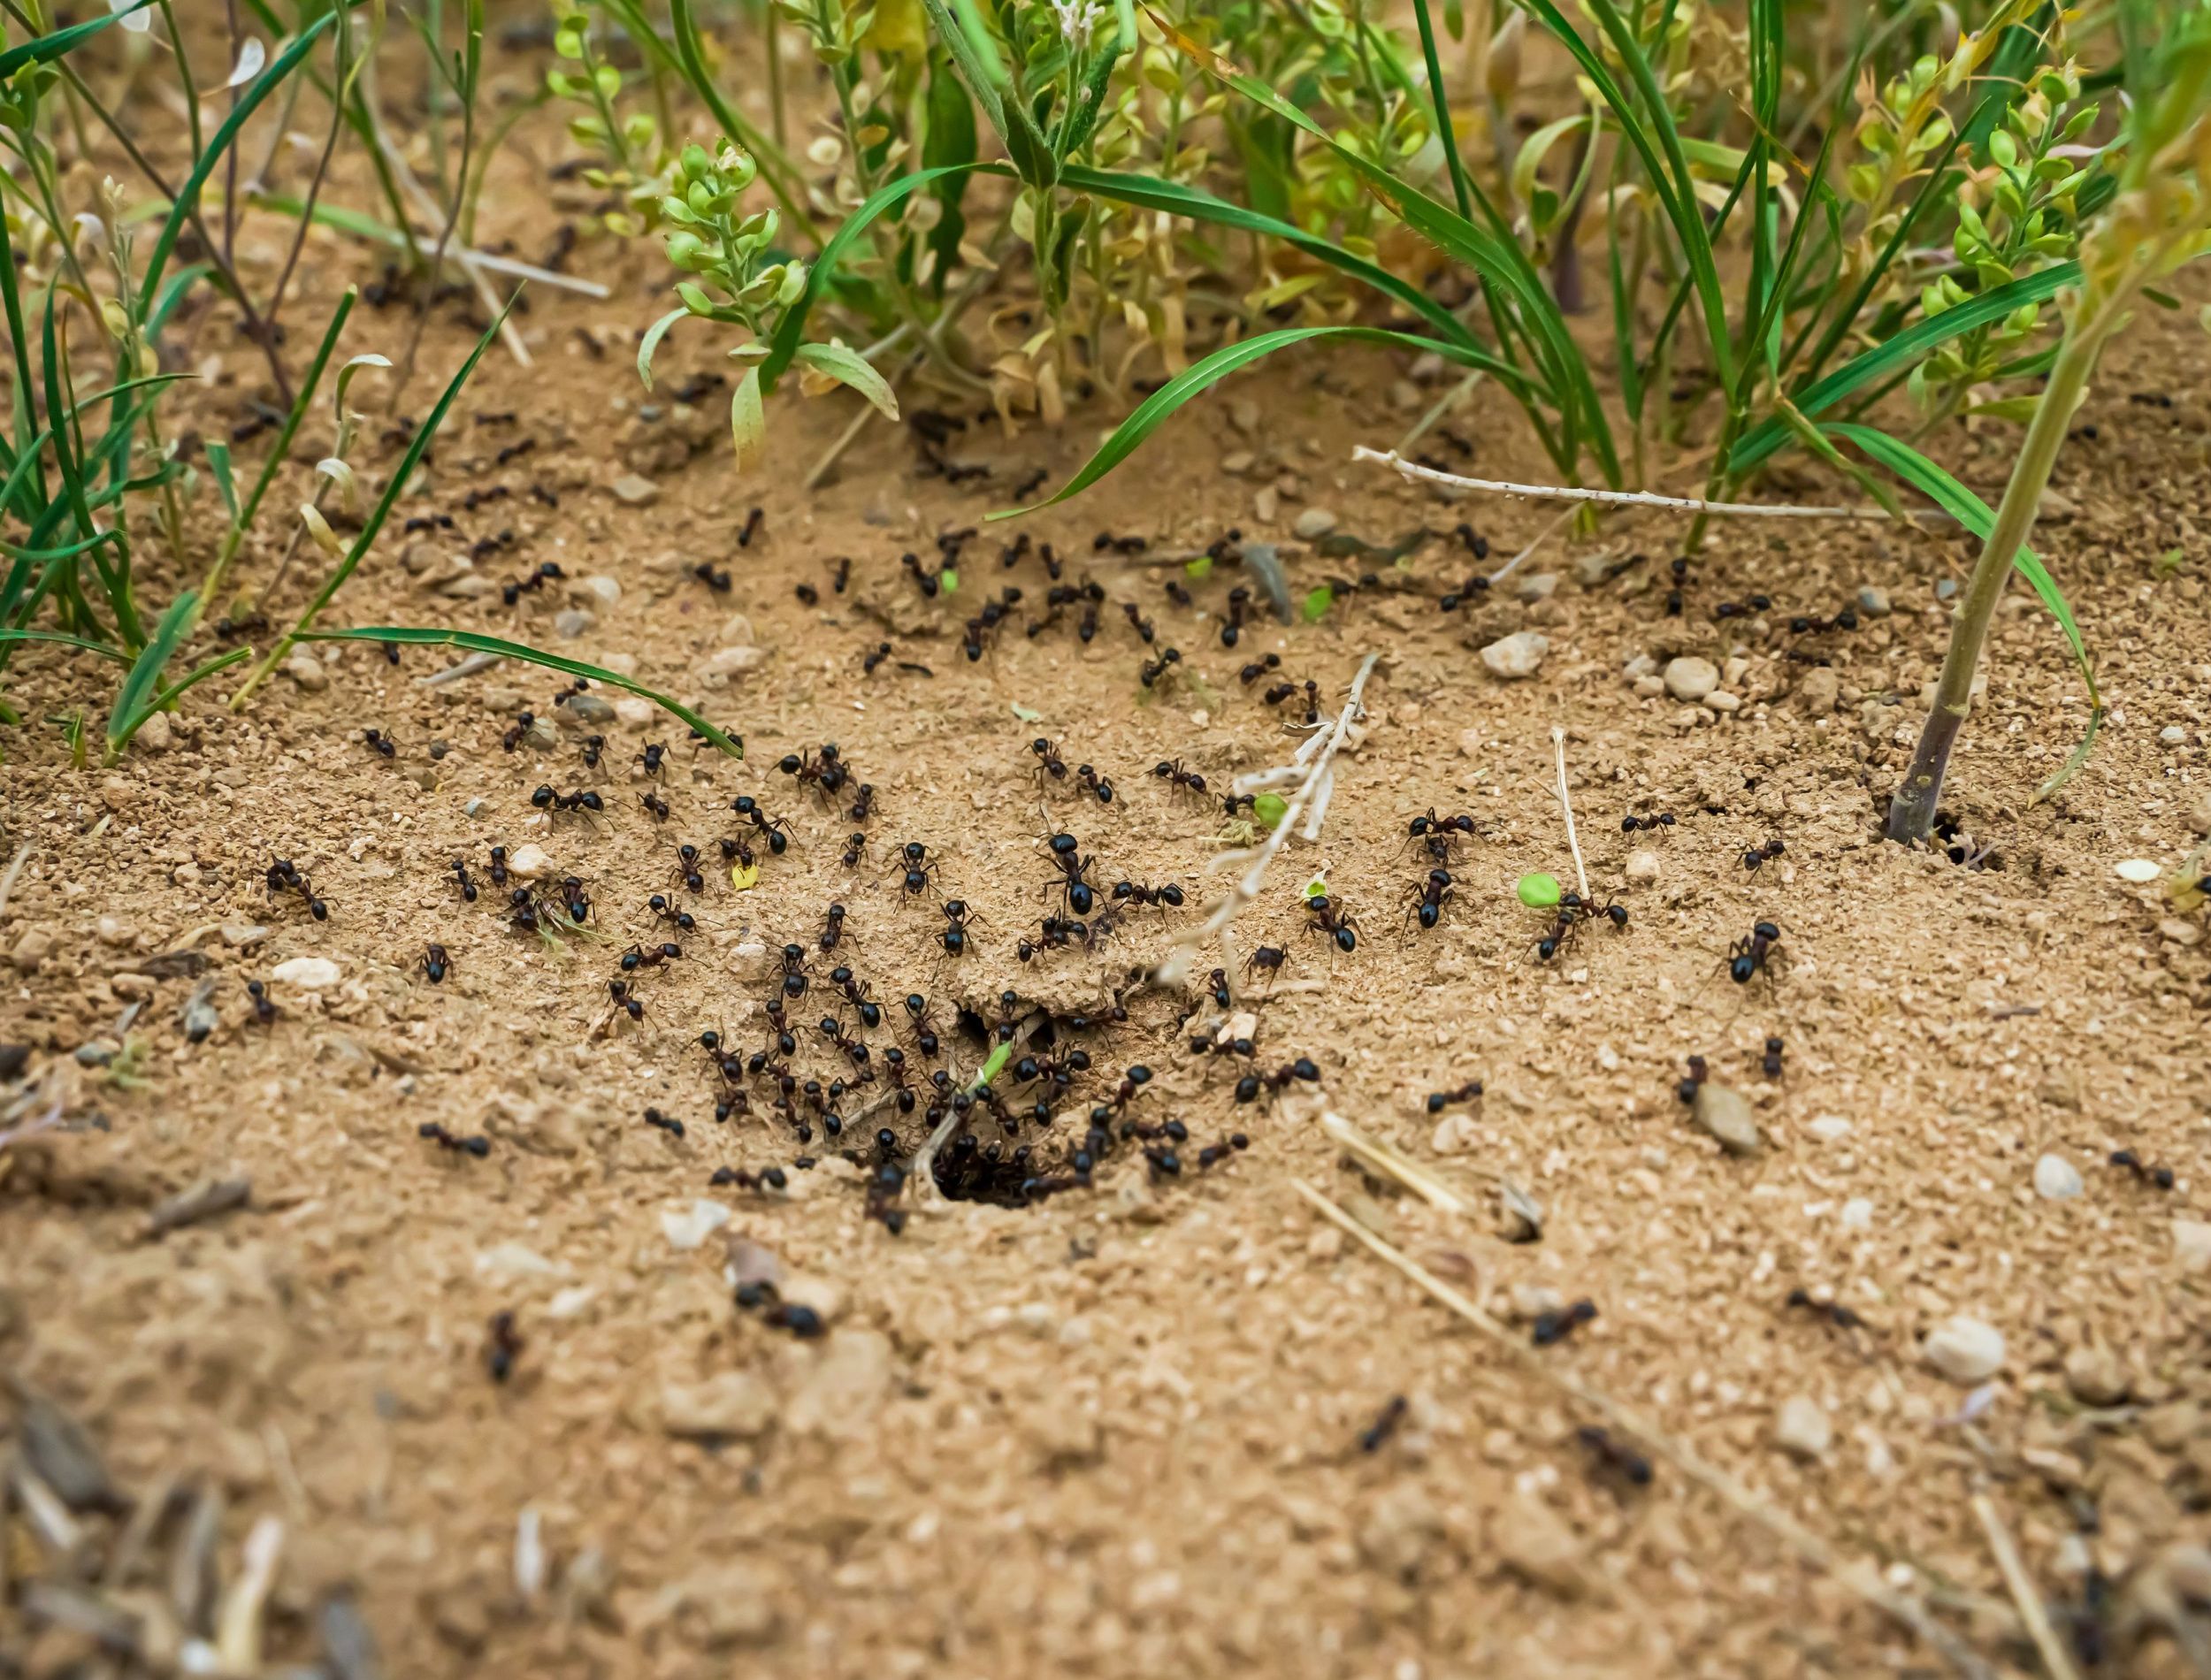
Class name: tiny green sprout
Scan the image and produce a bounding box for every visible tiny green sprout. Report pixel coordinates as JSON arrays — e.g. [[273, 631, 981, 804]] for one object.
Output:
[[1302, 585, 1334, 622], [1517, 872, 1563, 908], [1253, 792, 1289, 830], [939, 567, 959, 595], [1185, 554, 1215, 582]]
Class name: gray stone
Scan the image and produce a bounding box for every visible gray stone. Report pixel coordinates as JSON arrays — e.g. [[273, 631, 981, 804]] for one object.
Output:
[[1663, 656, 1719, 703], [272, 956, 342, 990], [1514, 572, 1558, 602], [1480, 630, 1549, 681], [1923, 1315, 2005, 1385], [1691, 1082, 1762, 1155], [1292, 508, 1338, 539], [1855, 585, 1892, 618], [553, 609, 595, 639], [557, 693, 616, 727], [11, 928, 54, 974], [1774, 1394, 1832, 1460], [1935, 577, 1959, 601], [609, 473, 661, 507], [284, 651, 328, 691], [2034, 1153, 2084, 1200]]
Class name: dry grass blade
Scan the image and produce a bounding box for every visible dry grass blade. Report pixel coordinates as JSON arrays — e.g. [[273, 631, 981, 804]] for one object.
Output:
[[1291, 1180, 1997, 1680], [1353, 446, 1935, 521], [1319, 1112, 1474, 1216], [1971, 1493, 2081, 1680]]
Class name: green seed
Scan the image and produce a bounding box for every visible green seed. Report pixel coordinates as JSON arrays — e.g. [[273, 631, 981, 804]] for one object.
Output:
[[1253, 792, 1289, 830], [1516, 872, 1562, 908]]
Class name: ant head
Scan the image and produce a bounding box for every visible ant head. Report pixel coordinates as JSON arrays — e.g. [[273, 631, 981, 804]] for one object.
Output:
[[532, 784, 555, 807], [1050, 832, 1078, 856], [777, 754, 803, 774]]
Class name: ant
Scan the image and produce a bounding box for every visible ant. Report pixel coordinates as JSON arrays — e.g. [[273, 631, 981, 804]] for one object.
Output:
[[643, 1107, 685, 1140], [831, 557, 852, 594], [904, 994, 943, 1057], [638, 790, 670, 821], [864, 642, 892, 675], [1304, 894, 1358, 951], [419, 1121, 490, 1158], [1030, 737, 1072, 784], [608, 979, 646, 1021], [895, 841, 940, 897], [1233, 1057, 1319, 1104], [1621, 813, 1676, 836], [1243, 945, 1289, 986], [940, 900, 978, 956], [1219, 586, 1250, 648], [1357, 1395, 1408, 1455], [1017, 914, 1090, 961], [531, 785, 604, 815], [848, 783, 877, 824], [1787, 607, 1860, 634], [1237, 655, 1281, 688], [777, 743, 850, 801], [1425, 1080, 1483, 1113], [1112, 880, 1184, 911], [1075, 763, 1113, 803], [2110, 1149, 2176, 1190], [1151, 759, 1208, 797], [736, 507, 764, 547], [1531, 1299, 1597, 1347], [1407, 809, 1476, 861], [670, 844, 706, 893], [777, 944, 810, 998], [363, 729, 397, 759], [1783, 1287, 1867, 1333], [1742, 838, 1786, 871], [421, 943, 450, 983], [501, 561, 563, 606], [1723, 920, 1785, 987], [487, 845, 509, 888], [500, 712, 536, 752], [1712, 594, 1771, 621], [581, 734, 606, 769], [1121, 603, 1155, 644], [1406, 868, 1454, 930], [692, 561, 731, 592], [902, 552, 945, 597], [638, 742, 668, 779], [486, 1311, 524, 1384], [1045, 832, 1098, 915], [647, 893, 695, 933], [1576, 1426, 1653, 1490], [1138, 648, 1182, 690], [796, 582, 820, 607], [731, 796, 792, 854], [829, 966, 881, 1027], [448, 859, 478, 902], [620, 941, 681, 974], [839, 832, 867, 869], [1197, 1133, 1251, 1170], [265, 856, 329, 920], [1761, 1036, 1784, 1079], [245, 979, 279, 1026], [819, 903, 848, 952]]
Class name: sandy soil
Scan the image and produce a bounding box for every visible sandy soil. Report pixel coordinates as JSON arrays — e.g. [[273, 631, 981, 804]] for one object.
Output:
[[6, 49, 2211, 1680]]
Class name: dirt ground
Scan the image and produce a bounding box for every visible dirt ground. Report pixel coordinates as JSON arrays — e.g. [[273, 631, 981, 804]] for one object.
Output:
[[7, 48, 2211, 1680]]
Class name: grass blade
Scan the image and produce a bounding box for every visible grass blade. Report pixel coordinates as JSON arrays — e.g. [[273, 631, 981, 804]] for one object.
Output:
[[0, 628, 133, 664], [300, 629, 741, 757], [104, 589, 198, 760], [1826, 421, 2098, 714], [993, 325, 1530, 517], [0, 1, 153, 78]]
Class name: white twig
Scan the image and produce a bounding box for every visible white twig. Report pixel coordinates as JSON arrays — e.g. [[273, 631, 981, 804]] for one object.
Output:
[[1550, 727, 1589, 900], [1355, 445, 1940, 522], [1972, 1494, 2083, 1680], [0, 843, 30, 919], [1485, 506, 1574, 588], [1156, 653, 1380, 988]]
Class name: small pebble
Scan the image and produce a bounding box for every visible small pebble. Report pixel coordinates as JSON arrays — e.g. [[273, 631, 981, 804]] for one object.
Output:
[[1774, 1394, 1832, 1460], [1690, 1083, 1761, 1155], [284, 651, 328, 691], [272, 956, 342, 990], [1663, 656, 1718, 703], [508, 844, 555, 880], [2062, 1344, 2131, 1407], [96, 915, 135, 948], [1923, 1315, 2005, 1385], [1292, 508, 1338, 539], [1623, 849, 1661, 885], [11, 928, 54, 974], [1808, 1114, 1853, 1142], [2115, 859, 2162, 884], [2034, 1153, 2084, 1200], [1795, 668, 1840, 714], [553, 609, 595, 639], [1935, 577, 1958, 601], [1855, 585, 1892, 617], [662, 1199, 731, 1252], [558, 693, 617, 727], [1514, 572, 1557, 602], [1480, 630, 1549, 681], [609, 473, 661, 507], [2173, 1218, 2211, 1271]]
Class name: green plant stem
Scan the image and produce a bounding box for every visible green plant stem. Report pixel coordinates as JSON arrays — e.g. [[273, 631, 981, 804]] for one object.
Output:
[[1884, 312, 2102, 844]]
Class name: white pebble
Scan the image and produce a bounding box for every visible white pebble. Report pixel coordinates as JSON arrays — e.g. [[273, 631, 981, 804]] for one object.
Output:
[[1923, 1315, 2006, 1385], [271, 955, 341, 990], [1774, 1394, 1832, 1460], [661, 1199, 731, 1252], [2033, 1153, 2084, 1200], [1480, 630, 1549, 681], [508, 843, 555, 880], [2115, 858, 2162, 883]]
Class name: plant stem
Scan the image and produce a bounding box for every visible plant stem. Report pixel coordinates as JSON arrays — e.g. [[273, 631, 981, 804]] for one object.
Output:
[[1884, 314, 2102, 844]]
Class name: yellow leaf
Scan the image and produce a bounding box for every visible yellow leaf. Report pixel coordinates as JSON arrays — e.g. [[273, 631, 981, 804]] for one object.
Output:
[[731, 859, 761, 891], [862, 0, 927, 59]]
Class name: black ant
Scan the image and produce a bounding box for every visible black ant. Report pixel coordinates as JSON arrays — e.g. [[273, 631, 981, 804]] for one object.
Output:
[[246, 978, 279, 1026], [902, 552, 945, 597], [668, 843, 706, 893], [1304, 894, 1358, 951], [1233, 1057, 1318, 1104], [638, 789, 669, 821], [1406, 868, 1454, 930], [777, 944, 809, 998], [1761, 1036, 1784, 1079], [643, 1106, 686, 1140], [1621, 813, 1676, 835], [1425, 1080, 1483, 1113], [264, 856, 329, 920], [608, 979, 646, 1021], [1152, 759, 1208, 797], [1121, 602, 1155, 644], [1075, 764, 1113, 803], [830, 966, 881, 1027], [831, 556, 851, 593], [1139, 648, 1182, 689], [363, 729, 397, 759], [692, 561, 731, 592], [736, 507, 764, 547], [1197, 1133, 1251, 1170], [777, 743, 849, 801], [1045, 832, 1097, 915], [620, 942, 681, 974], [1712, 593, 1771, 620], [819, 903, 848, 952], [848, 783, 876, 824], [1742, 839, 1786, 871], [1358, 1396, 1409, 1454], [839, 832, 867, 869], [1030, 737, 1071, 783], [648, 893, 695, 933], [1237, 654, 1281, 686], [940, 900, 978, 956], [715, 1165, 793, 1195], [421, 943, 450, 983], [638, 743, 668, 779], [1243, 944, 1289, 986], [896, 841, 940, 897], [1165, 578, 1194, 607], [1576, 1426, 1652, 1489], [1787, 607, 1860, 634], [500, 712, 536, 752], [1723, 920, 1785, 986], [419, 1121, 490, 1157], [1783, 1287, 1867, 1333], [731, 795, 792, 854], [1220, 793, 1258, 820], [580, 734, 606, 769], [501, 561, 562, 606], [796, 582, 821, 607], [486, 1311, 524, 1384], [1112, 880, 1184, 911], [904, 993, 942, 1057], [487, 845, 509, 887], [2110, 1149, 2176, 1190], [1219, 585, 1250, 648], [1017, 915, 1090, 961], [1406, 809, 1476, 861], [1531, 1299, 1597, 1346], [864, 642, 892, 675], [532, 785, 604, 815], [448, 859, 478, 902]]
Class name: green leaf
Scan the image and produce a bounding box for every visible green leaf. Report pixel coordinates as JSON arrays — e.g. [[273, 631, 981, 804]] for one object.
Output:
[[105, 590, 210, 760], [205, 442, 240, 522], [793, 341, 900, 420], [0, 1, 153, 80], [991, 325, 1527, 517], [637, 307, 686, 392], [1252, 792, 1289, 830], [1301, 585, 1334, 622], [914, 0, 1009, 148], [1731, 263, 2082, 475], [1516, 872, 1562, 908], [921, 50, 977, 295], [1826, 422, 2097, 713], [731, 365, 766, 469], [299, 629, 743, 758]]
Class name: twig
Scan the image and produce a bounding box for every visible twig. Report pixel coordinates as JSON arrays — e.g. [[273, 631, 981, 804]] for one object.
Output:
[[1484, 505, 1574, 589], [0, 842, 30, 919], [1291, 1180, 1996, 1680], [1155, 653, 1380, 988], [1971, 1493, 2082, 1680], [1354, 445, 1941, 521], [1549, 727, 1590, 900]]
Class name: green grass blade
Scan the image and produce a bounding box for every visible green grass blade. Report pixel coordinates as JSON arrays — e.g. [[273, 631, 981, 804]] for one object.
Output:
[[1826, 421, 2098, 713], [105, 589, 198, 759], [141, 13, 337, 319], [1409, 0, 1473, 220], [1730, 263, 2082, 474], [991, 325, 1530, 518], [0, 1, 152, 78], [0, 628, 133, 664], [300, 629, 742, 758]]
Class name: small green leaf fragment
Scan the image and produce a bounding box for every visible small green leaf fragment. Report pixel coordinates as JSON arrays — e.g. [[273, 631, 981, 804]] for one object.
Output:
[[1301, 875, 1327, 901], [1184, 554, 1214, 582], [1517, 872, 1562, 908], [1253, 792, 1289, 830], [939, 567, 959, 595], [1301, 585, 1334, 622]]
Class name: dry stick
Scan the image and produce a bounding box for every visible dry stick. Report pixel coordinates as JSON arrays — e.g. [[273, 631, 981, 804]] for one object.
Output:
[[1353, 446, 1941, 522], [1291, 1180, 1998, 1680], [0, 843, 30, 920], [1971, 1494, 2082, 1680], [1154, 653, 1381, 989], [1549, 726, 1590, 900]]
